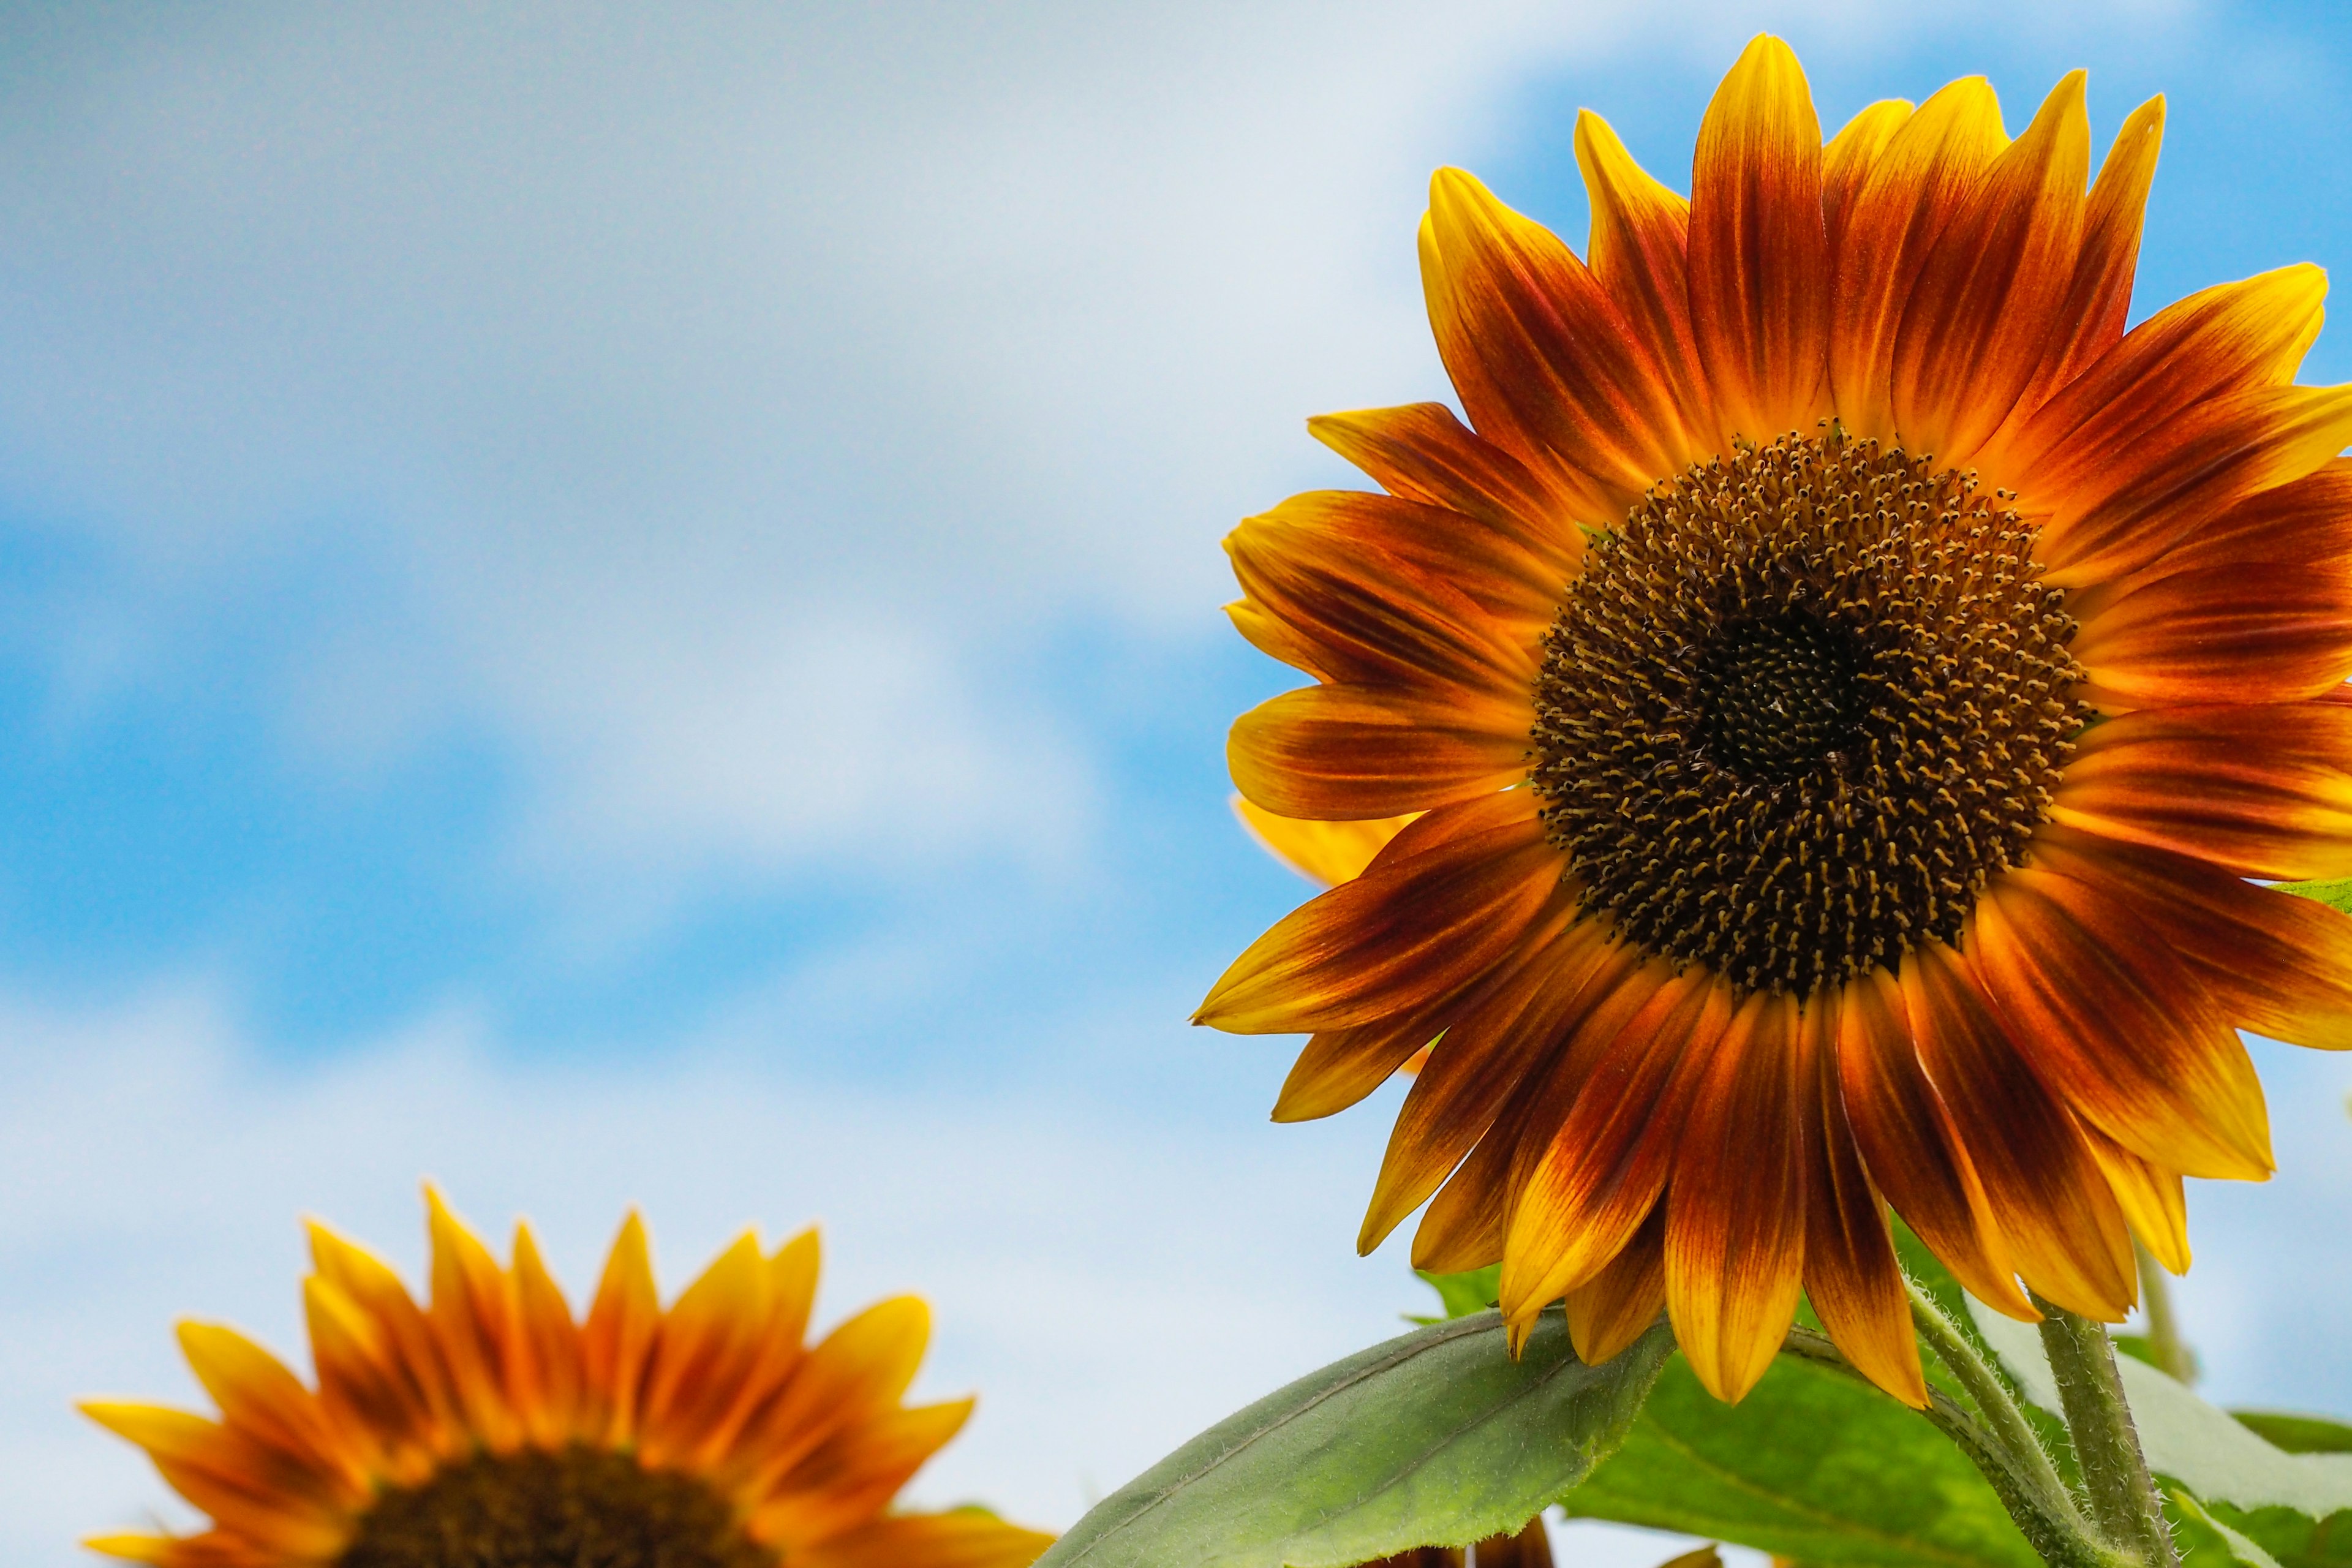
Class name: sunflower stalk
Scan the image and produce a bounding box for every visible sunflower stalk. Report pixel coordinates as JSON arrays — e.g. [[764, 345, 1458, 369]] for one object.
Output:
[[1905, 1282, 2081, 1522], [2030, 1295, 2180, 1568], [1780, 1327, 2130, 1568]]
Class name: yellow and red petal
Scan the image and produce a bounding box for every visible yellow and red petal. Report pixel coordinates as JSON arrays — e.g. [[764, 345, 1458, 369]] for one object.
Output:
[[1197, 791, 1559, 1033], [788, 1511, 1055, 1568], [2030, 823, 2352, 1052], [1972, 867, 2271, 1179], [1890, 72, 2087, 464], [1566, 1201, 1668, 1366], [1229, 683, 1530, 821], [1357, 905, 1607, 1252], [1904, 942, 2136, 1320], [1832, 967, 2033, 1319], [1689, 34, 1829, 439], [1306, 402, 1585, 580], [2035, 383, 2352, 587], [2010, 95, 2165, 421], [1799, 1000, 1926, 1408], [2073, 559, 2352, 709], [2051, 703, 2352, 879], [1499, 968, 1735, 1325], [1577, 111, 1710, 443], [1828, 77, 2007, 439], [1664, 990, 1809, 1402], [1987, 264, 2328, 486], [1422, 167, 1695, 503]]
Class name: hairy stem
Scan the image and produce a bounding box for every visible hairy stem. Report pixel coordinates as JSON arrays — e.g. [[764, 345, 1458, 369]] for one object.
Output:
[[1905, 1283, 2080, 1520], [2030, 1295, 2178, 1568], [1781, 1327, 2128, 1568], [2133, 1243, 2194, 1385]]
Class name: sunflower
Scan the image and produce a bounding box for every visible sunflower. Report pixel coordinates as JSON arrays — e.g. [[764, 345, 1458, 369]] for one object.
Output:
[[1199, 34, 2352, 1407], [82, 1191, 1054, 1568]]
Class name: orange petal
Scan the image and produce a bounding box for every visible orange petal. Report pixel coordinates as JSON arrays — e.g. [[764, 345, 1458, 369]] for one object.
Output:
[[508, 1224, 584, 1446], [1274, 1011, 1441, 1123], [300, 1276, 434, 1484], [306, 1221, 459, 1459], [175, 1323, 366, 1498], [1227, 682, 1531, 821], [1989, 263, 2327, 484], [1306, 402, 1585, 581], [1833, 966, 2033, 1319], [1233, 797, 1420, 892], [1500, 967, 1735, 1325], [579, 1210, 661, 1446], [2050, 701, 2352, 879], [1689, 34, 1829, 438], [1665, 990, 1809, 1401], [2036, 383, 2352, 587], [1197, 791, 1559, 1034], [1356, 904, 1604, 1252], [1801, 997, 1927, 1409], [1890, 72, 2088, 464], [1577, 110, 1711, 445], [786, 1510, 1055, 1568], [2030, 822, 2352, 1052], [637, 1231, 777, 1468], [1828, 77, 2007, 439], [1903, 941, 2136, 1320], [1972, 867, 2272, 1180], [423, 1188, 525, 1452], [1421, 167, 1692, 510], [2011, 96, 2165, 420], [2078, 1123, 2191, 1275], [736, 1296, 932, 1498], [1822, 99, 1913, 257], [1227, 490, 1555, 690], [79, 1403, 352, 1559], [1566, 1200, 1668, 1366], [2073, 559, 2352, 710], [756, 1400, 973, 1547]]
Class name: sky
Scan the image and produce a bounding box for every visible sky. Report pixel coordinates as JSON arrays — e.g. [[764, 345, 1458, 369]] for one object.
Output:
[[5, 0, 2352, 1562]]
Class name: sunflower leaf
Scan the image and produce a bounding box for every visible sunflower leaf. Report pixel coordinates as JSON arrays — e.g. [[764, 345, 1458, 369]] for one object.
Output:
[[1966, 1301, 2352, 1567], [1031, 1309, 1672, 1568], [2272, 877, 2352, 915], [1558, 1348, 2043, 1568]]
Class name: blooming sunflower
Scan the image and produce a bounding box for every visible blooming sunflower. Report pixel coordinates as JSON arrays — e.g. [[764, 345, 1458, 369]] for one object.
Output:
[[82, 1191, 1054, 1568], [1199, 34, 2352, 1408]]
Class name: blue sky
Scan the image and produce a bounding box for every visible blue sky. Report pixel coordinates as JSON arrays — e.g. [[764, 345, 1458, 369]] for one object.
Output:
[[6, 1, 2352, 1562]]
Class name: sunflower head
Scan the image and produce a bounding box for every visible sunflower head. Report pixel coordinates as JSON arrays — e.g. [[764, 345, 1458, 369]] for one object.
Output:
[[1205, 34, 2352, 1406], [82, 1190, 1054, 1568]]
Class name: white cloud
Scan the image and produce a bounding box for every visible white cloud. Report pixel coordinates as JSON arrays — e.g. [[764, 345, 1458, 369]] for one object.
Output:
[[0, 0, 2186, 900]]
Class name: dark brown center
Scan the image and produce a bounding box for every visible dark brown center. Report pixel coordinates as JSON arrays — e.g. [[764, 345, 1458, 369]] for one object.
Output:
[[1528, 428, 2089, 997], [337, 1444, 774, 1568]]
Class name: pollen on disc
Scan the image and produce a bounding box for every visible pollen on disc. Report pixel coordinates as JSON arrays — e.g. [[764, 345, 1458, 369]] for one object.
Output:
[[1527, 428, 2089, 997]]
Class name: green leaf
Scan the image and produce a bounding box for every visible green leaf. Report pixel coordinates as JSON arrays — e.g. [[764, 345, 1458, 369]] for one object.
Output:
[[1559, 1349, 2041, 1568], [1417, 1265, 1501, 1321], [1031, 1310, 1673, 1568], [2234, 1415, 2352, 1457], [2171, 1488, 2289, 1568], [2273, 878, 2352, 915], [1965, 1302, 2352, 1568]]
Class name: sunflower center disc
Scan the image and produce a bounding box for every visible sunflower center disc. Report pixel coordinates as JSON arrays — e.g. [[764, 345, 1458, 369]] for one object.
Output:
[[338, 1445, 773, 1568], [1528, 429, 2091, 997]]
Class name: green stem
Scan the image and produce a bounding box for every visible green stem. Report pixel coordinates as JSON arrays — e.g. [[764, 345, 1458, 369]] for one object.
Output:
[[2133, 1242, 2193, 1385], [1905, 1282, 2079, 1519], [2030, 1294, 2179, 1568], [1781, 1327, 2127, 1568]]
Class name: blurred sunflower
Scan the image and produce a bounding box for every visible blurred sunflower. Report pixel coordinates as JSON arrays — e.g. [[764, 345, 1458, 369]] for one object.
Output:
[[83, 1191, 1053, 1568], [1200, 34, 2352, 1405]]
